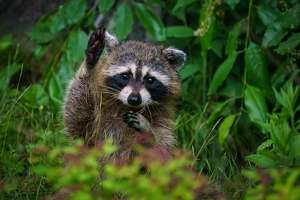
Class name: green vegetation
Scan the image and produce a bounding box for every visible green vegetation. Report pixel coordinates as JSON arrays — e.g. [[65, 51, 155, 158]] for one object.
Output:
[[1, 0, 300, 199]]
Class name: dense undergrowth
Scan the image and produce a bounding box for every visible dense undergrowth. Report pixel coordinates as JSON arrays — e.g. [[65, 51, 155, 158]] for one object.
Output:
[[1, 0, 300, 199]]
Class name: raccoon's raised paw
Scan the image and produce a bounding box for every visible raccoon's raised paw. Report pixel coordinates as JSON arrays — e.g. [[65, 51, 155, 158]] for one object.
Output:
[[122, 111, 151, 133], [85, 26, 106, 69]]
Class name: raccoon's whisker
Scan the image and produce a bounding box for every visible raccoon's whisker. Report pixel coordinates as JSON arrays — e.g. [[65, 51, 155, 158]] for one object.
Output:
[[103, 99, 118, 110], [150, 103, 164, 120], [99, 85, 121, 93], [138, 106, 146, 114], [144, 105, 151, 123], [152, 102, 167, 119]]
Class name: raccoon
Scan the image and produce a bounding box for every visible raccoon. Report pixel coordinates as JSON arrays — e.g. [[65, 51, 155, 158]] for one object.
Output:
[[63, 27, 186, 164]]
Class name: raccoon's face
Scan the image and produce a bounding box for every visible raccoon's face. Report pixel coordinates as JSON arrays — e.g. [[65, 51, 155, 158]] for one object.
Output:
[[102, 32, 186, 107]]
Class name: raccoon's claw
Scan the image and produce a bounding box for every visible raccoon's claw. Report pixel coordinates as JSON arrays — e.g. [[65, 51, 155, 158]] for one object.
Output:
[[85, 26, 106, 69], [122, 111, 151, 133]]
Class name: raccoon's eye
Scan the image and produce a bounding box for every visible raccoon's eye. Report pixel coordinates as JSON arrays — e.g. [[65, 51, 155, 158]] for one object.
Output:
[[120, 73, 131, 80], [145, 77, 156, 85]]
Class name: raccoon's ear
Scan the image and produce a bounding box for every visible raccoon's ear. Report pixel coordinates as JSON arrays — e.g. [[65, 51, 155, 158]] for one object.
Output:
[[104, 31, 119, 52], [162, 47, 186, 71]]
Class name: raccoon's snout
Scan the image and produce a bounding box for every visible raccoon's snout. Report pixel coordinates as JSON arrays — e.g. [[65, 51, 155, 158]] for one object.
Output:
[[128, 93, 142, 106]]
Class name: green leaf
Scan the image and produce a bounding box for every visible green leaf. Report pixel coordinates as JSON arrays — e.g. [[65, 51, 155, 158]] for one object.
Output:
[[211, 39, 226, 58], [166, 26, 195, 38], [66, 0, 87, 25], [98, 0, 116, 13], [49, 74, 63, 113], [173, 0, 199, 11], [113, 2, 133, 40], [245, 153, 277, 168], [275, 4, 300, 29], [219, 115, 235, 145], [273, 87, 288, 108], [35, 44, 49, 60], [134, 2, 166, 41], [199, 8, 216, 56], [223, 0, 241, 9], [270, 121, 287, 154], [256, 6, 280, 27], [179, 64, 200, 80], [67, 29, 88, 63], [244, 84, 268, 133], [0, 34, 12, 51], [23, 83, 48, 107], [262, 23, 288, 48], [257, 139, 273, 151], [207, 53, 237, 95], [28, 22, 54, 44], [58, 53, 75, 89], [50, 5, 67, 33], [143, 0, 165, 7], [275, 33, 300, 55], [245, 42, 272, 96], [225, 22, 241, 56]]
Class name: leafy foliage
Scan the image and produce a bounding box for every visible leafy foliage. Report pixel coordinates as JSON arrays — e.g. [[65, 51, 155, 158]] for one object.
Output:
[[1, 0, 300, 199]]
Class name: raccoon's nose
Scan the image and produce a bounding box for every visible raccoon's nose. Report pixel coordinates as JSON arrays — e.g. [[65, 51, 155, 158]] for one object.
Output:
[[128, 93, 142, 106]]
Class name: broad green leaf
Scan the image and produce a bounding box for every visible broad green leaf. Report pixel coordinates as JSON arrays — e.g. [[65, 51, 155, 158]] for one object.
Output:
[[244, 84, 268, 133], [0, 34, 12, 51], [143, 0, 165, 6], [207, 53, 237, 95], [58, 53, 75, 89], [179, 64, 199, 80], [262, 23, 288, 48], [98, 0, 116, 13], [113, 2, 133, 40], [50, 5, 67, 33], [67, 29, 88, 63], [245, 42, 272, 96], [256, 6, 280, 27], [66, 0, 87, 25], [245, 153, 277, 168], [275, 4, 300, 29], [219, 115, 235, 145], [28, 22, 54, 44], [270, 121, 287, 154], [275, 33, 300, 55], [257, 139, 273, 151], [166, 26, 195, 38], [199, 6, 216, 56], [35, 44, 49, 60], [273, 87, 288, 108], [169, 7, 186, 23], [211, 39, 226, 58], [225, 22, 241, 56], [134, 3, 166, 41], [173, 0, 199, 11]]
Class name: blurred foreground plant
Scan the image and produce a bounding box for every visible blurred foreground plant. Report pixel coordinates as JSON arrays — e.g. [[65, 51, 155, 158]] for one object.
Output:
[[29, 139, 225, 200]]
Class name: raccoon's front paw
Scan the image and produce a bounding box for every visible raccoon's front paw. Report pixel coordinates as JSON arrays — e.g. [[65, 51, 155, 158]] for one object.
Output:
[[122, 111, 151, 133], [85, 26, 106, 69]]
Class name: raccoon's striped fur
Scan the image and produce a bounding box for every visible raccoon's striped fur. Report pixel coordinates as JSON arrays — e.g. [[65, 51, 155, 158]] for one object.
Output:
[[63, 27, 186, 164]]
